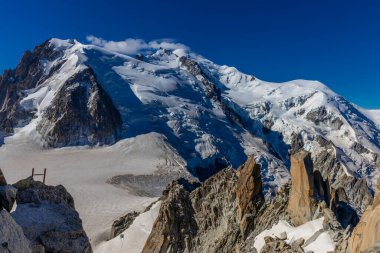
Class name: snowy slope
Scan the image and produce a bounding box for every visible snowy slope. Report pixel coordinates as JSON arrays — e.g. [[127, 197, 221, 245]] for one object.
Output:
[[363, 109, 380, 128], [3, 37, 380, 195], [252, 217, 335, 253], [1, 37, 379, 249], [1, 132, 185, 245], [95, 201, 161, 253]]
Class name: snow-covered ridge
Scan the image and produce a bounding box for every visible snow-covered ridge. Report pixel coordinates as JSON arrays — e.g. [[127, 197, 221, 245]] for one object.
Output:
[[253, 218, 335, 253], [3, 37, 380, 191], [1, 37, 379, 250]]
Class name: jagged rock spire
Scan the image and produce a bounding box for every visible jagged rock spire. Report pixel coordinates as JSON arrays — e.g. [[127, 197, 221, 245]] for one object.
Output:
[[287, 150, 317, 226], [236, 155, 264, 237]]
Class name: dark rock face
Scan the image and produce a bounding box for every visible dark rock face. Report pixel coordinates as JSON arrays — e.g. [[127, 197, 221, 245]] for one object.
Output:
[[0, 210, 32, 253], [12, 177, 92, 253], [179, 56, 244, 127], [330, 188, 359, 228], [37, 68, 122, 147], [14, 177, 75, 208], [306, 106, 344, 130], [0, 185, 17, 212], [0, 40, 60, 136], [290, 133, 304, 155], [110, 211, 139, 238], [0, 168, 7, 186], [313, 144, 373, 215]]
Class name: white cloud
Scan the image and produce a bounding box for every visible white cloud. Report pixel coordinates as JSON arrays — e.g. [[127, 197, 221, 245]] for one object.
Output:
[[86, 35, 189, 55]]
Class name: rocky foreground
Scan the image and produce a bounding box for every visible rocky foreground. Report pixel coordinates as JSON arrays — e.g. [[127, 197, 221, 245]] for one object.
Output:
[[0, 169, 91, 253], [135, 151, 380, 253]]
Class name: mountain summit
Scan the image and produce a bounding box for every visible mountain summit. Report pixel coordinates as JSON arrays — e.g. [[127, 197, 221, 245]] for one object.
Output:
[[0, 38, 379, 250]]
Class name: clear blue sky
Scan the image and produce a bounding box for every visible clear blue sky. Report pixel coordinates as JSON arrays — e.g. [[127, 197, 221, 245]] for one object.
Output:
[[1, 0, 379, 108]]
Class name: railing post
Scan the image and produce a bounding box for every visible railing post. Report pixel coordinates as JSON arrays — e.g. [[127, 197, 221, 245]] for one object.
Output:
[[43, 168, 46, 184], [32, 168, 34, 177]]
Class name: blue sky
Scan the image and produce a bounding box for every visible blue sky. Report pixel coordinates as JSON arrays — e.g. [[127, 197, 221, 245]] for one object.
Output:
[[1, 0, 379, 108]]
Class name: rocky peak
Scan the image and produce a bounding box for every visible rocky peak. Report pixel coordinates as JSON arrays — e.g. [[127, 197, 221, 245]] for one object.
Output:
[[0, 40, 60, 135], [236, 155, 264, 237], [142, 182, 197, 253], [349, 176, 380, 253], [287, 150, 317, 225], [143, 157, 273, 253]]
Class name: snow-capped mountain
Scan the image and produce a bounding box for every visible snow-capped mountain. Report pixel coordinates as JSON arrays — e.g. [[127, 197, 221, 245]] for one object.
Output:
[[0, 39, 380, 252], [1, 38, 379, 192]]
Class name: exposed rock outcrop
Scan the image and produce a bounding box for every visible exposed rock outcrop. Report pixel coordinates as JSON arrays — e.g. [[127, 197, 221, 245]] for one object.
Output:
[[0, 40, 60, 137], [313, 143, 373, 215], [0, 210, 32, 253], [260, 236, 299, 253], [142, 150, 380, 253], [12, 177, 92, 253], [0, 168, 7, 185], [329, 187, 359, 228], [0, 185, 17, 212], [110, 211, 140, 238], [179, 56, 244, 127], [37, 67, 122, 147], [287, 151, 317, 225], [143, 157, 283, 253], [142, 182, 197, 253], [348, 177, 380, 253], [236, 155, 264, 237]]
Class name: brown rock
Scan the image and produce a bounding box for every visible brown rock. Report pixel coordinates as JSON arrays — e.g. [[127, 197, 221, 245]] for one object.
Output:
[[260, 236, 298, 253], [373, 177, 380, 207], [288, 150, 316, 226], [236, 156, 264, 237], [142, 182, 197, 253], [349, 177, 380, 253]]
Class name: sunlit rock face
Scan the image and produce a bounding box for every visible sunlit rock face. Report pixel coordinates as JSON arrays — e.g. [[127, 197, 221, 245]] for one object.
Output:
[[349, 177, 380, 253], [287, 151, 317, 226]]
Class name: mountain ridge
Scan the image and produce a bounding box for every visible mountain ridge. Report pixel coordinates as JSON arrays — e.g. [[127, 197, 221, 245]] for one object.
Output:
[[1, 38, 379, 189], [0, 38, 379, 248]]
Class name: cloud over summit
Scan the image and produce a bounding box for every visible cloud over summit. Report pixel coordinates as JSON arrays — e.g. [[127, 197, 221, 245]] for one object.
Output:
[[86, 35, 189, 55]]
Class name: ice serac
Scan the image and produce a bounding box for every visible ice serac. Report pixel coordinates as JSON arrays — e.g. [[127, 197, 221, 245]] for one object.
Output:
[[287, 150, 317, 226], [12, 177, 92, 253], [37, 67, 122, 147], [236, 155, 264, 237], [349, 177, 380, 253]]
